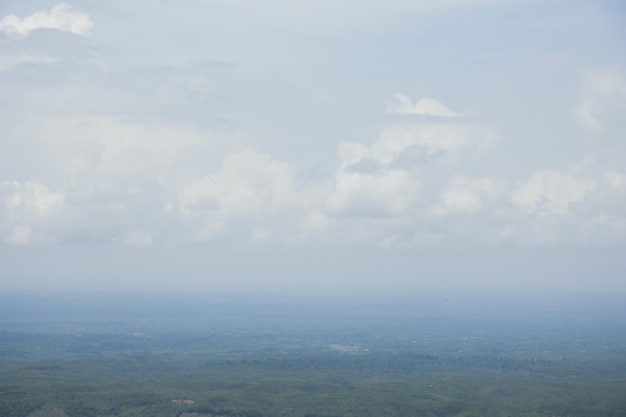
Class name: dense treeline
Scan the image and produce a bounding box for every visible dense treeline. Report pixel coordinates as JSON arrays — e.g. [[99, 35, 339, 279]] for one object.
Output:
[[1, 351, 626, 417], [245, 350, 626, 378]]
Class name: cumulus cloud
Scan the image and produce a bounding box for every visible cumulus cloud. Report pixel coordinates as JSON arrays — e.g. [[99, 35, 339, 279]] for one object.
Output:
[[499, 165, 625, 245], [323, 123, 495, 222], [300, 211, 330, 232], [376, 124, 486, 161], [431, 176, 501, 217], [1, 116, 237, 246], [576, 67, 626, 132], [510, 170, 597, 215], [387, 93, 459, 117], [0, 4, 93, 39], [178, 149, 295, 217], [2, 180, 65, 219], [175, 149, 311, 241], [168, 121, 495, 242], [1, 180, 65, 245], [325, 170, 416, 217], [0, 87, 622, 248]]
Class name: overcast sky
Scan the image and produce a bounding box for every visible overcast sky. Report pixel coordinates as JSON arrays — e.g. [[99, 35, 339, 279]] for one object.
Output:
[[1, 1, 625, 296]]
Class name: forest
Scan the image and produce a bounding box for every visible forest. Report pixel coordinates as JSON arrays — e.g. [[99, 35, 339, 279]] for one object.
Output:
[[1, 293, 625, 417]]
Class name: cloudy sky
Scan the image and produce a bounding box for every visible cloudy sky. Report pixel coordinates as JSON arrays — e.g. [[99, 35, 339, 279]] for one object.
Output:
[[1, 1, 625, 295]]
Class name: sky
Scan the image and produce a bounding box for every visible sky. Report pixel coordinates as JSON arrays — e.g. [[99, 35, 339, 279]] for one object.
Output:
[[0, 0, 625, 296]]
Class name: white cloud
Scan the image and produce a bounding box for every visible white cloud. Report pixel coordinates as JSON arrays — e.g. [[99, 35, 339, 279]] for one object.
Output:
[[1, 180, 65, 246], [250, 227, 272, 242], [0, 62, 622, 249], [31, 116, 222, 181], [498, 163, 626, 245], [324, 122, 495, 223], [510, 170, 597, 215], [7, 225, 33, 246], [387, 93, 458, 117], [301, 211, 330, 232], [0, 52, 58, 71], [2, 180, 65, 219], [576, 67, 626, 132], [0, 4, 93, 39], [440, 188, 481, 213], [377, 124, 482, 161], [0, 115, 231, 245], [0, 0, 625, 296], [178, 149, 295, 218], [337, 142, 372, 166], [176, 149, 308, 241], [327, 125, 447, 219], [431, 176, 501, 216], [604, 171, 626, 189], [325, 170, 416, 217]]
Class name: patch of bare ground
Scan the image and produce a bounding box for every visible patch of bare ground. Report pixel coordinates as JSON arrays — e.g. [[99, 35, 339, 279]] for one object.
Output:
[[171, 399, 196, 405], [329, 343, 361, 352]]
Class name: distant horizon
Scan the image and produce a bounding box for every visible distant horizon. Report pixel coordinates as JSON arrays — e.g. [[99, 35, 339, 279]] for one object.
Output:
[[2, 241, 625, 296], [2, 281, 625, 306]]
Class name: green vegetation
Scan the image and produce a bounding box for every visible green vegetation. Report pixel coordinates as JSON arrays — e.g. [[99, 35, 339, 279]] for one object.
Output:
[[2, 353, 625, 417], [1, 295, 625, 417]]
